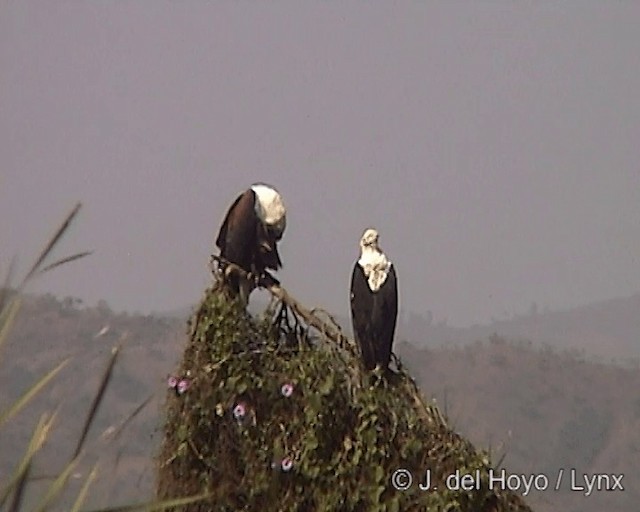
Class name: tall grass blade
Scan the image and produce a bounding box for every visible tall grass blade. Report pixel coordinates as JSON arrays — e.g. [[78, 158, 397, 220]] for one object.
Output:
[[83, 492, 212, 512], [7, 460, 31, 512], [0, 296, 21, 357], [70, 462, 99, 512], [21, 202, 82, 287], [1, 202, 89, 358], [0, 412, 57, 508], [0, 359, 69, 428], [32, 457, 80, 512], [107, 394, 153, 443], [0, 255, 17, 312], [71, 345, 120, 460], [37, 251, 93, 277], [0, 201, 92, 510]]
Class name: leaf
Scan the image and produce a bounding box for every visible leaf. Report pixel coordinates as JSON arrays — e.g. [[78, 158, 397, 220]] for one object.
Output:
[[177, 425, 188, 442], [0, 412, 57, 509], [33, 457, 80, 512], [0, 359, 69, 428], [82, 493, 211, 512], [71, 345, 120, 460], [36, 251, 93, 277], [318, 373, 334, 395], [305, 435, 318, 453], [352, 447, 362, 466], [388, 496, 400, 512], [371, 485, 385, 504], [0, 296, 21, 358], [70, 462, 99, 512], [22, 202, 83, 286]]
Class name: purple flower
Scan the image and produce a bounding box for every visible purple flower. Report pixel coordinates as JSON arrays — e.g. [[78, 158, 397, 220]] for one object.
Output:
[[233, 402, 246, 420], [177, 379, 190, 394], [281, 457, 293, 472], [281, 382, 294, 398], [167, 375, 178, 389]]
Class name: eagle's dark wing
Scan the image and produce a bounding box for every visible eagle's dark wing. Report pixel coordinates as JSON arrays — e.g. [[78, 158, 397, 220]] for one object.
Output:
[[374, 263, 398, 369], [350, 263, 377, 370], [215, 189, 257, 272], [216, 192, 243, 251]]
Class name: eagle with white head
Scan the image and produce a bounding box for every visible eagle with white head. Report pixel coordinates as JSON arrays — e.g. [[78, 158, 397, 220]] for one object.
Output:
[[215, 183, 287, 304], [350, 228, 398, 372]]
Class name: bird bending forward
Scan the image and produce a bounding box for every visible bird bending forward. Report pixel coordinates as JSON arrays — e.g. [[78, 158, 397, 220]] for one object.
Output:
[[215, 183, 287, 305]]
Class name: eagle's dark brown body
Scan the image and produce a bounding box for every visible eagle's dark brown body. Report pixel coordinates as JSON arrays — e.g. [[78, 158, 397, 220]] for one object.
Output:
[[216, 183, 286, 303], [350, 228, 398, 372]]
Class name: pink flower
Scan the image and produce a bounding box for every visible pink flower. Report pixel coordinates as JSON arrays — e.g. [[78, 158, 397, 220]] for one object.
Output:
[[233, 402, 246, 420], [167, 375, 178, 389], [281, 382, 294, 398], [177, 379, 190, 394], [281, 457, 293, 472]]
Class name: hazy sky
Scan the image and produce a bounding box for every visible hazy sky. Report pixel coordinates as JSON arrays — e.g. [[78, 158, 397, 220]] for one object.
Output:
[[1, 1, 639, 327]]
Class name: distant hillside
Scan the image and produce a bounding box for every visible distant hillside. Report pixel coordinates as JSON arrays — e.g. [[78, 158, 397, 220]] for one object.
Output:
[[170, 292, 640, 361], [0, 292, 185, 510], [433, 293, 640, 362], [1, 291, 638, 511], [397, 338, 640, 512]]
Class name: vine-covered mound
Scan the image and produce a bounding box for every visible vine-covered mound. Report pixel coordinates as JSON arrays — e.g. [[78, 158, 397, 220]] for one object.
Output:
[[157, 284, 532, 511]]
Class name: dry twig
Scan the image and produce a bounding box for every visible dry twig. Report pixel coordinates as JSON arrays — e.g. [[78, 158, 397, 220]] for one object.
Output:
[[208, 254, 446, 429], [209, 255, 355, 353], [209, 255, 366, 398]]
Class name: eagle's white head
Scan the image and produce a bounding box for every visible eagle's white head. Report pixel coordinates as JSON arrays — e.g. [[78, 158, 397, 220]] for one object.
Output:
[[357, 228, 391, 292], [251, 183, 287, 238], [359, 228, 379, 250]]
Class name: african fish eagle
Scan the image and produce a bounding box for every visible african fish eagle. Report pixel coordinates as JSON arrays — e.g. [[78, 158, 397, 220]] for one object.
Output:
[[350, 228, 398, 372], [215, 183, 287, 304]]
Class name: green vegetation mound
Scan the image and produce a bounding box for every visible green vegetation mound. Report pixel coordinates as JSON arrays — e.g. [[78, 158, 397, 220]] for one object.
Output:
[[157, 283, 532, 511]]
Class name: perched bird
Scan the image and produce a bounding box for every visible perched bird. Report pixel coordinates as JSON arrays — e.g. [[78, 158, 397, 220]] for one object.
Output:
[[350, 228, 398, 372], [215, 183, 287, 304]]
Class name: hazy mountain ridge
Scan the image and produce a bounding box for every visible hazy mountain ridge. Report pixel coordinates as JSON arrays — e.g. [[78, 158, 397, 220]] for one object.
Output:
[[398, 293, 640, 364], [168, 292, 640, 363], [1, 291, 638, 511], [398, 338, 640, 512]]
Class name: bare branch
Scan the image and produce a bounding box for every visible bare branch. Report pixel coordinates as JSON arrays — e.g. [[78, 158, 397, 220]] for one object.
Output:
[[210, 255, 354, 352], [208, 254, 446, 429]]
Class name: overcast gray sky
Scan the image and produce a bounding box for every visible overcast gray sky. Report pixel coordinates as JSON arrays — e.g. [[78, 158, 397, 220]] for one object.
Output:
[[1, 1, 639, 327]]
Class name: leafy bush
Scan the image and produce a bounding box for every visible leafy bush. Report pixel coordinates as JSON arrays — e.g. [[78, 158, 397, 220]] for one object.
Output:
[[157, 284, 533, 511]]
